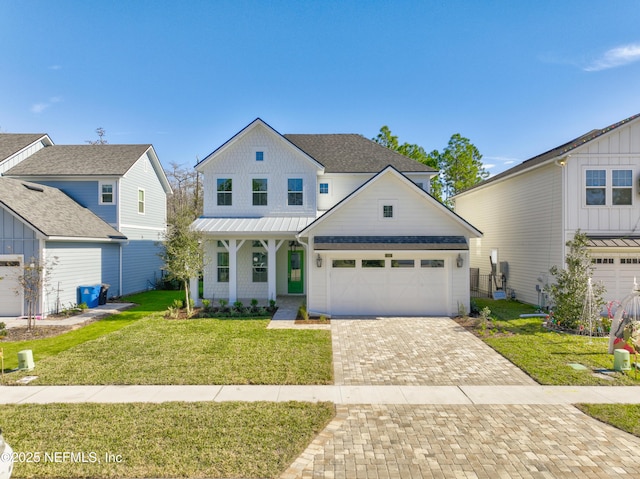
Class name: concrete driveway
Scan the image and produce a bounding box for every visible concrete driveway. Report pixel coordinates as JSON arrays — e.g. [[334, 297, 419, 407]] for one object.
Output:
[[281, 317, 640, 479]]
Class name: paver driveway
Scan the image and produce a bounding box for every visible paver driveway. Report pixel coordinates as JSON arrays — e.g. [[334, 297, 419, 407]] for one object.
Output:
[[332, 317, 535, 385], [282, 317, 640, 479]]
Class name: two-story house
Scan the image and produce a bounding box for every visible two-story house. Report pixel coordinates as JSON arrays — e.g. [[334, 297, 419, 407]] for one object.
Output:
[[0, 133, 171, 317], [454, 113, 640, 306], [192, 119, 482, 316]]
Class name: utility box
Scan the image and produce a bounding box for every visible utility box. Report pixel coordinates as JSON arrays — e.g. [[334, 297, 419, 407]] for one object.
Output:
[[17, 350, 35, 371], [78, 285, 100, 308], [614, 349, 631, 371]]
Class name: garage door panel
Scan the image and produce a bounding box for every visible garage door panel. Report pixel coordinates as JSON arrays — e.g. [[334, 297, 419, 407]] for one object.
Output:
[[329, 258, 449, 316]]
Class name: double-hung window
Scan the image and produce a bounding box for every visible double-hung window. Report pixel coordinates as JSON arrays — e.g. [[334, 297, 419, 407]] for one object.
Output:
[[612, 170, 632, 205], [217, 252, 229, 282], [137, 189, 145, 214], [288, 178, 303, 206], [252, 179, 268, 206], [217, 178, 232, 206], [100, 182, 114, 204], [586, 170, 606, 205]]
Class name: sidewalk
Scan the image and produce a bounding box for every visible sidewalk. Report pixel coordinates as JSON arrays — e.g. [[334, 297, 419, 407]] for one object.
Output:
[[2, 384, 640, 405], [1, 303, 135, 329]]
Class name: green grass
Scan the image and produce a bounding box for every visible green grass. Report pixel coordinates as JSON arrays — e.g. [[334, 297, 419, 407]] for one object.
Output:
[[576, 404, 640, 437], [0, 401, 334, 479], [1, 290, 183, 371], [12, 317, 332, 386], [471, 298, 640, 385]]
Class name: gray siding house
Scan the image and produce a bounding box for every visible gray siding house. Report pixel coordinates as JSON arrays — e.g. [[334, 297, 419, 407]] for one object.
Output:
[[0, 134, 171, 317]]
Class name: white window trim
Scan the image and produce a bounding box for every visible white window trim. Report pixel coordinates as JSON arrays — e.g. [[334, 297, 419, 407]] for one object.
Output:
[[583, 167, 634, 208], [253, 147, 266, 162], [252, 177, 269, 207], [287, 178, 304, 207], [319, 181, 330, 195], [138, 188, 146, 215], [99, 181, 116, 205], [378, 199, 398, 221], [215, 176, 234, 207]]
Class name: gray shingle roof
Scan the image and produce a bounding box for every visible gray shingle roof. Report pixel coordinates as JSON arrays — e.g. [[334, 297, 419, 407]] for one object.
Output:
[[0, 133, 48, 162], [313, 235, 468, 250], [458, 112, 640, 194], [284, 134, 436, 173], [0, 177, 126, 240], [4, 144, 151, 176]]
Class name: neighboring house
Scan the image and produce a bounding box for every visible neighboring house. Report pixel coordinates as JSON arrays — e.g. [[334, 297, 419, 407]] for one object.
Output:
[[453, 113, 640, 306], [0, 177, 126, 316], [0, 134, 171, 316], [192, 118, 482, 316]]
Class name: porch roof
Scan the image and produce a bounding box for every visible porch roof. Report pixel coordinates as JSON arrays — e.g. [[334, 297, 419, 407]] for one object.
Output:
[[313, 235, 468, 250], [191, 216, 317, 235], [587, 236, 640, 248]]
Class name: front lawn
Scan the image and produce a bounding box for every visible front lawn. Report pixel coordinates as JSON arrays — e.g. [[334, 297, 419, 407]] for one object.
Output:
[[0, 401, 334, 479], [471, 298, 639, 386], [1, 290, 183, 372]]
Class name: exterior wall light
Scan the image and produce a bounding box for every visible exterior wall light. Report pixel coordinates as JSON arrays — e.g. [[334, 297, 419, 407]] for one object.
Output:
[[456, 253, 464, 268], [316, 254, 323, 268]]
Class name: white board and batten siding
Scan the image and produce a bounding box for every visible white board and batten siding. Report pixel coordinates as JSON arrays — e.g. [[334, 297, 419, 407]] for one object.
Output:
[[563, 122, 640, 301], [306, 170, 475, 317], [454, 162, 564, 306], [199, 124, 320, 218]]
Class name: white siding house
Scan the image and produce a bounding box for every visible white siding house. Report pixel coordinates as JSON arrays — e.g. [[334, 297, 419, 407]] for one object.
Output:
[[192, 118, 482, 317], [454, 113, 640, 305]]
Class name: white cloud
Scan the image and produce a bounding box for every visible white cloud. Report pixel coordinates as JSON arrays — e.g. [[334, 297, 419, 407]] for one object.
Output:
[[585, 43, 640, 72], [30, 96, 62, 114]]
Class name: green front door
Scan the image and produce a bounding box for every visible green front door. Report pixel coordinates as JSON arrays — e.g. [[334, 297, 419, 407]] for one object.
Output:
[[288, 250, 304, 294]]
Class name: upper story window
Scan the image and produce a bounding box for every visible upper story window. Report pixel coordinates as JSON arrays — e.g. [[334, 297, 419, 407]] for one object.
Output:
[[99, 182, 115, 205], [217, 178, 232, 206], [288, 178, 303, 206], [252, 179, 268, 206], [138, 189, 145, 214], [383, 205, 394, 218], [612, 170, 632, 205], [586, 169, 633, 206], [319, 183, 329, 194], [586, 170, 606, 205], [256, 151, 264, 161]]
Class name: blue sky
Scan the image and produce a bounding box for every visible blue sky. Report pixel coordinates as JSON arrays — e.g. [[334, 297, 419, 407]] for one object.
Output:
[[2, 0, 640, 176]]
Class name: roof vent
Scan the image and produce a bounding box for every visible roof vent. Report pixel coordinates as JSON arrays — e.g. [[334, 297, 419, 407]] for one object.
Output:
[[22, 183, 44, 192]]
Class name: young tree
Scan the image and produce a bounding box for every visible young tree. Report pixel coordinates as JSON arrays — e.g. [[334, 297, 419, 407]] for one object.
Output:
[[16, 256, 57, 331], [436, 133, 489, 208], [546, 230, 606, 330], [160, 213, 204, 315]]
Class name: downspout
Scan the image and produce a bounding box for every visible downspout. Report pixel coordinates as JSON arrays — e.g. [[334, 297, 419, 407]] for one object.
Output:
[[39, 238, 46, 317], [554, 155, 569, 268]]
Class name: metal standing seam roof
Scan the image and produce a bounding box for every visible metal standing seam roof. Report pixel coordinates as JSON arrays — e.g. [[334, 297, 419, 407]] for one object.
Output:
[[284, 134, 437, 174], [191, 216, 318, 234], [0, 133, 49, 162], [313, 236, 469, 250], [0, 177, 126, 240], [4, 144, 152, 176], [587, 236, 640, 248]]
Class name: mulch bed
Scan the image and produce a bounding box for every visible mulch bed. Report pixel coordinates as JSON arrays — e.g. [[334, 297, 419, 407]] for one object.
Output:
[[1, 325, 75, 342], [294, 319, 331, 325]]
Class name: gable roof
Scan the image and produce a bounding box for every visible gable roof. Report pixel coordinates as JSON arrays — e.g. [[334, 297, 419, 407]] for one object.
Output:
[[4, 144, 153, 177], [0, 133, 51, 162], [298, 165, 482, 238], [0, 177, 126, 240], [457, 112, 640, 196], [284, 134, 436, 173], [196, 118, 324, 172]]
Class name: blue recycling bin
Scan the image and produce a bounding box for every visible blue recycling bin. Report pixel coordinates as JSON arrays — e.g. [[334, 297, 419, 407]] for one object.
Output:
[[78, 285, 101, 308]]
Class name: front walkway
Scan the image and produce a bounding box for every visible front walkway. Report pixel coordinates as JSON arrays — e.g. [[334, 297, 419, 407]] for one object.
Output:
[[1, 303, 134, 329]]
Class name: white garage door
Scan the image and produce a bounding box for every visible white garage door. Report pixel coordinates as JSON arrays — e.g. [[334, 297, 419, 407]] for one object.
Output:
[[0, 256, 23, 317], [592, 254, 640, 303], [329, 257, 449, 316]]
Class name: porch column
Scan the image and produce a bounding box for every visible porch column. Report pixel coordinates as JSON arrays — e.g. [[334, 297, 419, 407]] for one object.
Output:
[[228, 239, 238, 303], [263, 239, 284, 302]]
